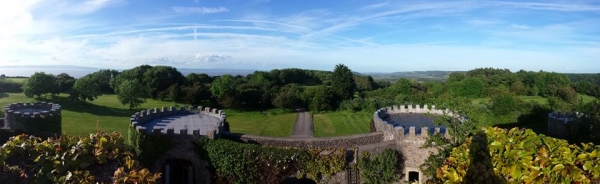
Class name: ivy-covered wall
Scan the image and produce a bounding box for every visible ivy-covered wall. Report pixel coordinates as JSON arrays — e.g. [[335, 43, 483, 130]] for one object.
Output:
[[128, 126, 172, 167]]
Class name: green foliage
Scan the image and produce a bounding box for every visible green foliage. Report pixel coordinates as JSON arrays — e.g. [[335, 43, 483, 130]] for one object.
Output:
[[210, 74, 243, 108], [303, 85, 336, 111], [127, 126, 172, 167], [357, 149, 403, 183], [272, 84, 303, 109], [116, 80, 147, 109], [0, 132, 160, 183], [437, 127, 600, 183], [0, 78, 23, 93], [331, 64, 356, 100], [23, 72, 59, 98], [71, 74, 102, 101], [168, 83, 182, 105], [194, 138, 346, 183], [489, 93, 518, 116], [338, 97, 394, 112], [143, 66, 185, 99], [55, 73, 76, 93], [448, 77, 484, 98]]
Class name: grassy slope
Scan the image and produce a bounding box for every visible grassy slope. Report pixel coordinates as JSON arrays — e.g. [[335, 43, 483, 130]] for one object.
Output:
[[313, 111, 371, 137], [225, 109, 296, 137]]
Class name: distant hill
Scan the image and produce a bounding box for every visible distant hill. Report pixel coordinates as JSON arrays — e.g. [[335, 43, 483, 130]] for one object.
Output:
[[363, 71, 465, 82]]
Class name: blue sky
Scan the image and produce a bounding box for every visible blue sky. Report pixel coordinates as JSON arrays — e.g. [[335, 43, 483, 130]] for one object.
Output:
[[1, 0, 599, 73]]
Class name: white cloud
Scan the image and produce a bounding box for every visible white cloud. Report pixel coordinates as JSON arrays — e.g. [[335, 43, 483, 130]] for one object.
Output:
[[171, 6, 229, 14]]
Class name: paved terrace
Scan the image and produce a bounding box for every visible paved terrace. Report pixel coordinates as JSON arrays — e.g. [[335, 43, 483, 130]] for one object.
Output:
[[141, 113, 222, 135]]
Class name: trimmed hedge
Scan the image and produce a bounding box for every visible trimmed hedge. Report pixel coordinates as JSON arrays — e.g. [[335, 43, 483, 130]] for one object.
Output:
[[127, 126, 172, 167]]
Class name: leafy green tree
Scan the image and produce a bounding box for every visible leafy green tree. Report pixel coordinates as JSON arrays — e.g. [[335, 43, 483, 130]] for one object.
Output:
[[116, 80, 146, 109], [23, 72, 59, 98], [169, 84, 182, 105], [55, 73, 76, 93], [181, 83, 210, 106], [272, 84, 303, 109], [143, 66, 184, 99], [71, 74, 102, 101], [331, 64, 355, 100], [210, 75, 242, 108], [489, 93, 518, 116], [303, 85, 335, 111], [91, 70, 120, 93], [186, 73, 212, 85]]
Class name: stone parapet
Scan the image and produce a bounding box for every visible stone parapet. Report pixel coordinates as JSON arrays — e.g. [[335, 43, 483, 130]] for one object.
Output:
[[4, 102, 61, 130], [373, 104, 452, 141], [130, 106, 226, 138]]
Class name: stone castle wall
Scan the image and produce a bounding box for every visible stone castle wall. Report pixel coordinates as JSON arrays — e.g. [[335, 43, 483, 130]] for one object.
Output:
[[236, 132, 383, 149], [547, 111, 583, 139], [130, 106, 226, 138]]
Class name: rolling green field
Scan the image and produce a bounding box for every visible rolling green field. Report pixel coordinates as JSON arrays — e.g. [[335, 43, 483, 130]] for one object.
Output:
[[225, 109, 296, 137], [313, 111, 372, 137]]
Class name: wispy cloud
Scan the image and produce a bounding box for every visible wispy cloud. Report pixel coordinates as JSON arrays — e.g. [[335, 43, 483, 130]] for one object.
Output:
[[360, 2, 390, 11], [488, 1, 600, 12], [171, 6, 229, 14], [69, 25, 276, 38]]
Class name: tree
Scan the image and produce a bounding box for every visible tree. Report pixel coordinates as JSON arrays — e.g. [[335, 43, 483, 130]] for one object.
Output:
[[169, 84, 182, 105], [303, 85, 335, 111], [71, 74, 102, 101], [143, 66, 185, 99], [23, 72, 59, 98], [331, 64, 355, 100], [117, 80, 146, 109], [210, 74, 242, 107], [272, 84, 303, 109], [186, 73, 212, 85], [55, 73, 76, 93]]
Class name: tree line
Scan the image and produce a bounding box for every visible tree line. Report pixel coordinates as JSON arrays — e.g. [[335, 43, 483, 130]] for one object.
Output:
[[4, 66, 598, 113]]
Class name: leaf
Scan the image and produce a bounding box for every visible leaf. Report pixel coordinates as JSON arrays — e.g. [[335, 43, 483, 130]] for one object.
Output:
[[552, 164, 564, 172], [583, 161, 593, 171]]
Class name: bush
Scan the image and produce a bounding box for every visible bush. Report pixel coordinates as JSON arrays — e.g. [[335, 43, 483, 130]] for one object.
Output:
[[436, 127, 600, 183], [357, 149, 403, 184], [194, 138, 346, 183], [0, 79, 23, 93]]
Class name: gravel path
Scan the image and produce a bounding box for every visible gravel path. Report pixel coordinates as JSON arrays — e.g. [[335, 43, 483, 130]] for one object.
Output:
[[291, 110, 314, 138]]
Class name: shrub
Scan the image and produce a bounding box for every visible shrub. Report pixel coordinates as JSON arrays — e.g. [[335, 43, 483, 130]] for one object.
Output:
[[357, 149, 403, 184]]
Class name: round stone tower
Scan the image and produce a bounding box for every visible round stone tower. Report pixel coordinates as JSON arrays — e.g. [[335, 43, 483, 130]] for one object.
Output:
[[4, 102, 62, 137]]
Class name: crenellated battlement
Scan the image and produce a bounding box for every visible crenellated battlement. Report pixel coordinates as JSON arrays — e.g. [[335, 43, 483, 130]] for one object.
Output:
[[3, 101, 62, 137], [373, 104, 453, 141], [4, 102, 61, 119], [130, 106, 226, 138]]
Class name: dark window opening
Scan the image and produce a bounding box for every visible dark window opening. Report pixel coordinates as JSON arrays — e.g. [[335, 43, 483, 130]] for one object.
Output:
[[164, 159, 193, 184], [408, 171, 419, 182]]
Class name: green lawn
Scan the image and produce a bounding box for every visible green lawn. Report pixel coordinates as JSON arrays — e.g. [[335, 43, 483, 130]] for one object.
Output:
[[0, 93, 183, 136], [313, 111, 372, 137], [6, 77, 28, 83], [517, 96, 548, 104], [225, 109, 296, 137]]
